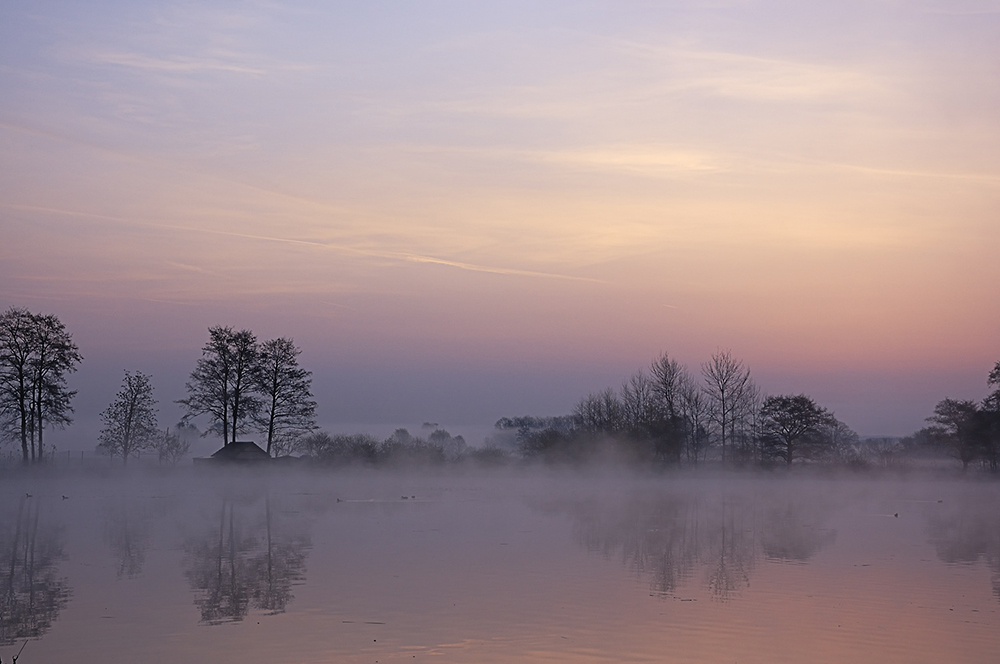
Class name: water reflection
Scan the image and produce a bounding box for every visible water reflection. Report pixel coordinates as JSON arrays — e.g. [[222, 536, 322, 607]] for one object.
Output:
[[0, 499, 71, 644], [184, 494, 310, 624], [102, 497, 170, 579], [552, 489, 835, 600], [926, 496, 1000, 601]]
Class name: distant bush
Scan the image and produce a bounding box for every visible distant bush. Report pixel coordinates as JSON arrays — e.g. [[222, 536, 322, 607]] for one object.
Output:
[[301, 432, 381, 465], [299, 428, 469, 467], [466, 445, 512, 466]]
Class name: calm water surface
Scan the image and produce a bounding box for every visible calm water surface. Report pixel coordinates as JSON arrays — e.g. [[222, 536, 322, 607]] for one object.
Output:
[[1, 468, 998, 663]]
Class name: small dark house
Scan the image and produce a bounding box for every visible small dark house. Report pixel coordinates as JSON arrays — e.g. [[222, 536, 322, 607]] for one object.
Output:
[[205, 441, 271, 463]]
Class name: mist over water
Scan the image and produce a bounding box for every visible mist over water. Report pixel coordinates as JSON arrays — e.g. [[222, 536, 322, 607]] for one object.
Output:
[[1, 466, 998, 663]]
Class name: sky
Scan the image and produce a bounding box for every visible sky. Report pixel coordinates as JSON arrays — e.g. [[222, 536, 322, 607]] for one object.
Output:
[[1, 0, 999, 447]]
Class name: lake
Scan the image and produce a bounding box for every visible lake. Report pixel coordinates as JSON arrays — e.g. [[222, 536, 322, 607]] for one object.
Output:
[[1, 466, 998, 663]]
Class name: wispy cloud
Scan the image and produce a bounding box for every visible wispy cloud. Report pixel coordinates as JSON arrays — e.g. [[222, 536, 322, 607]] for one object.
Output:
[[402, 143, 725, 177], [610, 39, 879, 101], [827, 163, 1000, 185], [2, 204, 602, 284], [90, 51, 268, 75]]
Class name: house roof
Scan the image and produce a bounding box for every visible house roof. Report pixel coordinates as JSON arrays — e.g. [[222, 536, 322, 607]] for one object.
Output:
[[210, 441, 270, 461]]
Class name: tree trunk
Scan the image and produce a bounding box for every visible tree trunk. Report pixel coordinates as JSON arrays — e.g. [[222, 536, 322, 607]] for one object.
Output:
[[37, 410, 44, 462], [20, 409, 29, 464]]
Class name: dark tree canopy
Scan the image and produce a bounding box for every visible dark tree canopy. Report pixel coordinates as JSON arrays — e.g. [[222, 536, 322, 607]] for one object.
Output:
[[97, 371, 159, 465], [759, 394, 835, 465], [178, 327, 261, 446], [0, 307, 81, 463]]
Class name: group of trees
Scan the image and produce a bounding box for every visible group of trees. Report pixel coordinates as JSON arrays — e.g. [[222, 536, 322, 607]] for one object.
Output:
[[178, 326, 317, 457], [912, 362, 1000, 472], [97, 326, 317, 464], [0, 307, 81, 464], [5, 303, 996, 474], [498, 351, 853, 467]]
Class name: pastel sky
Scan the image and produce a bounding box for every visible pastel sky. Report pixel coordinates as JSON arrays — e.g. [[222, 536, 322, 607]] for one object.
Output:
[[2, 0, 999, 444]]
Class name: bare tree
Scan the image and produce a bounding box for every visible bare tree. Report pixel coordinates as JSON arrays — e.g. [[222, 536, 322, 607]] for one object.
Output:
[[178, 327, 261, 446], [154, 427, 192, 465], [0, 308, 81, 463], [254, 338, 317, 457], [97, 371, 159, 466], [736, 382, 764, 463], [29, 314, 81, 461], [701, 350, 753, 463], [574, 387, 624, 434], [0, 309, 36, 463], [679, 372, 710, 464], [620, 372, 658, 433], [649, 353, 684, 420]]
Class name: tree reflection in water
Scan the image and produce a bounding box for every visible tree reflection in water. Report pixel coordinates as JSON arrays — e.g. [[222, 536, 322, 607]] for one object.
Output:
[[554, 489, 835, 600], [925, 497, 1000, 601], [0, 498, 71, 644], [184, 493, 310, 624], [102, 497, 171, 579]]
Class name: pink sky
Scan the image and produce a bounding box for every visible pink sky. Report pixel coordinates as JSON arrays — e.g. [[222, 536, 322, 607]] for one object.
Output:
[[2, 1, 998, 445]]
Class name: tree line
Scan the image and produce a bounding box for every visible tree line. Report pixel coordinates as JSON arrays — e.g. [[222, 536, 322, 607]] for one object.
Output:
[[4, 305, 998, 471], [494, 350, 856, 467]]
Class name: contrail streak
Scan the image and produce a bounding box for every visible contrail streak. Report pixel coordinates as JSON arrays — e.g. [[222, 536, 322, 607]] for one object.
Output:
[[4, 204, 603, 283]]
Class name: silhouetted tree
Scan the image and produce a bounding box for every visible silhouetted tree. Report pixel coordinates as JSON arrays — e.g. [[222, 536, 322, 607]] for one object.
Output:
[[573, 388, 624, 434], [927, 398, 981, 470], [980, 362, 1000, 471], [27, 313, 81, 462], [178, 327, 261, 446], [650, 353, 685, 420], [987, 361, 1000, 411], [254, 338, 316, 457], [679, 373, 711, 464], [0, 309, 35, 463], [759, 394, 835, 465], [153, 426, 191, 465], [0, 308, 80, 463], [97, 371, 158, 466], [702, 350, 753, 463], [300, 432, 381, 465], [647, 354, 688, 463], [428, 429, 467, 460]]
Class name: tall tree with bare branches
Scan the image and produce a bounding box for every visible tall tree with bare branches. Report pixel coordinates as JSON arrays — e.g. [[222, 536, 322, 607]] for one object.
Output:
[[254, 337, 317, 456], [178, 326, 261, 446], [702, 350, 753, 463], [0, 308, 81, 463]]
